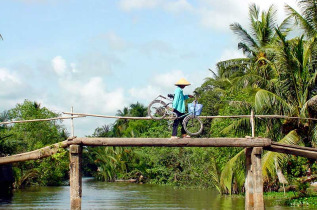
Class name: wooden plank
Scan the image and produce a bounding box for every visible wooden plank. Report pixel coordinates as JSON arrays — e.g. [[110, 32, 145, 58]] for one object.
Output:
[[72, 137, 272, 147], [70, 145, 82, 210], [266, 144, 317, 159], [0, 138, 272, 165], [0, 140, 69, 165], [271, 142, 317, 152]]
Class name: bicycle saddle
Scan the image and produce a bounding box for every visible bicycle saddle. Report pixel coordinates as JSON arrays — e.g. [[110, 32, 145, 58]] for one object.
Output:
[[168, 94, 175, 99]]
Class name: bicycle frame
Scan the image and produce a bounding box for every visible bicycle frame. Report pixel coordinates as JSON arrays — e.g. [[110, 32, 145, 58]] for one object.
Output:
[[154, 95, 198, 120], [148, 95, 203, 135]]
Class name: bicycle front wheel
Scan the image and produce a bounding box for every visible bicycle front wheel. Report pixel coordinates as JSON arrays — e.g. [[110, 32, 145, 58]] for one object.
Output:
[[148, 100, 167, 120], [183, 115, 203, 136]]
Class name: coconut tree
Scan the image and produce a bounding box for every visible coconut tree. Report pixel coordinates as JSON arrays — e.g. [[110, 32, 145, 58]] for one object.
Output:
[[217, 4, 317, 191], [286, 0, 317, 39], [253, 28, 317, 187], [218, 4, 284, 82], [90, 146, 128, 181]]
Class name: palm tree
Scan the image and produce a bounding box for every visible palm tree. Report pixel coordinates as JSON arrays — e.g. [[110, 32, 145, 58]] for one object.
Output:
[[113, 106, 130, 136], [129, 102, 147, 117], [256, 29, 317, 143], [90, 147, 127, 181], [216, 4, 317, 193], [286, 0, 317, 39], [230, 4, 277, 59], [218, 4, 283, 84]]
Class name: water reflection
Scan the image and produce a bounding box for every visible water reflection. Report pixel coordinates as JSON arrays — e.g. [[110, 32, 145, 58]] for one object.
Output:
[[0, 177, 314, 209]]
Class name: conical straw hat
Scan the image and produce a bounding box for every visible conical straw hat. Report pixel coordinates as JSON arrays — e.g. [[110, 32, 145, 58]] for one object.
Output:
[[175, 78, 191, 86]]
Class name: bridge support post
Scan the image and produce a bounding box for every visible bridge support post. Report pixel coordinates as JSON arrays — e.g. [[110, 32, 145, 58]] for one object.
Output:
[[70, 145, 82, 210], [245, 148, 254, 210], [245, 147, 264, 210]]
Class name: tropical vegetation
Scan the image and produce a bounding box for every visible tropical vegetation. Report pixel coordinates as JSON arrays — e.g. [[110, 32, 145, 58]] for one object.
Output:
[[2, 0, 317, 207]]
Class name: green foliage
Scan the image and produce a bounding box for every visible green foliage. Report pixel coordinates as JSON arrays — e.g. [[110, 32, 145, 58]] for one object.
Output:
[[0, 100, 69, 188], [285, 195, 317, 207], [6, 100, 67, 151], [4, 1, 317, 198], [36, 149, 69, 186]]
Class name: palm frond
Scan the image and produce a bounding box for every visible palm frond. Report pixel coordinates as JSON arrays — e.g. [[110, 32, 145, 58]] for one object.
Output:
[[255, 89, 292, 114], [262, 130, 301, 180], [220, 149, 245, 194], [221, 118, 250, 136], [216, 58, 250, 78], [285, 4, 316, 38], [230, 23, 258, 50]]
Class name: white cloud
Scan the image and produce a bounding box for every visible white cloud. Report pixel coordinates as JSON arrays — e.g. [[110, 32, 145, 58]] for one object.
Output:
[[52, 56, 67, 76], [152, 70, 185, 89], [0, 68, 21, 84], [45, 76, 126, 136], [128, 69, 208, 104], [118, 0, 193, 14], [129, 85, 159, 102], [128, 70, 186, 104], [58, 77, 126, 115], [164, 0, 193, 14], [106, 31, 128, 51], [140, 40, 174, 56], [119, 0, 162, 11], [75, 52, 117, 77], [0, 67, 30, 109], [118, 0, 299, 31], [218, 48, 245, 61]]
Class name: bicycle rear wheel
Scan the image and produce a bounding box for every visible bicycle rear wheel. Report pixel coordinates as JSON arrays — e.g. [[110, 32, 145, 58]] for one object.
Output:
[[148, 100, 167, 120], [183, 115, 203, 136]]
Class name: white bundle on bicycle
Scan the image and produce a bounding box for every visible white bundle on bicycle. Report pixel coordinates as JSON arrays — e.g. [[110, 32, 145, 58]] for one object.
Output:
[[188, 101, 203, 116]]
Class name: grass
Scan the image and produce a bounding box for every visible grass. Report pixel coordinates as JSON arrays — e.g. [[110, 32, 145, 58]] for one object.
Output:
[[264, 191, 317, 207]]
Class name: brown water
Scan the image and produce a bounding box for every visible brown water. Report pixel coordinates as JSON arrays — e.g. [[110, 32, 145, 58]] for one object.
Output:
[[0, 178, 313, 209]]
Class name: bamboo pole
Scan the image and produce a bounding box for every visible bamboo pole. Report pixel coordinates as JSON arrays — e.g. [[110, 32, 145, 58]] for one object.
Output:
[[0, 116, 85, 125], [254, 115, 317, 120], [71, 107, 74, 137], [63, 112, 152, 120], [69, 145, 82, 210], [1, 113, 317, 125], [62, 112, 317, 121], [250, 110, 255, 138]]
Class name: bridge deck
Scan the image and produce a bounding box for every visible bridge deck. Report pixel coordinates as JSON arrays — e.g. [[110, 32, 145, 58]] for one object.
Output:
[[0, 137, 270, 165]]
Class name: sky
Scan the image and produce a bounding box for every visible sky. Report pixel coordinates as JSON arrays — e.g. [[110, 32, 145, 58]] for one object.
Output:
[[1, 0, 299, 137]]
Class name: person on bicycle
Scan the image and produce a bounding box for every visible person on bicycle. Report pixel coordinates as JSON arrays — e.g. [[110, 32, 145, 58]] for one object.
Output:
[[171, 78, 193, 139]]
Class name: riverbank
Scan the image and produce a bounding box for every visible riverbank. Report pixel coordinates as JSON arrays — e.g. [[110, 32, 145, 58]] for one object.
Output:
[[264, 191, 317, 207]]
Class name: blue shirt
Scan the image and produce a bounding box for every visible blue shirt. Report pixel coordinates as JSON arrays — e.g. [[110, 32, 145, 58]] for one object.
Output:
[[172, 87, 189, 113]]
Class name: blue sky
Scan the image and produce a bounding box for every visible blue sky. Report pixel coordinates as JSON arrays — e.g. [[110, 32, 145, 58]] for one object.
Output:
[[1, 0, 298, 136]]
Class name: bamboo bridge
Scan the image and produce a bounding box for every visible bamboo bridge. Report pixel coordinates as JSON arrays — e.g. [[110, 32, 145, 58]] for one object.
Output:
[[1, 112, 317, 210]]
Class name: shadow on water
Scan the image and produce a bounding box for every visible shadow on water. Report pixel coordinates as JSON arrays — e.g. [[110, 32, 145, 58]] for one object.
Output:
[[0, 193, 13, 205], [0, 164, 14, 205]]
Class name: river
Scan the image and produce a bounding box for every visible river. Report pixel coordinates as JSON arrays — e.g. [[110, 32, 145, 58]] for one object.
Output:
[[0, 177, 313, 209]]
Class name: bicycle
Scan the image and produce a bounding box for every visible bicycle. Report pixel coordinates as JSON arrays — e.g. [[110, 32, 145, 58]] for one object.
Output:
[[147, 94, 203, 136]]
